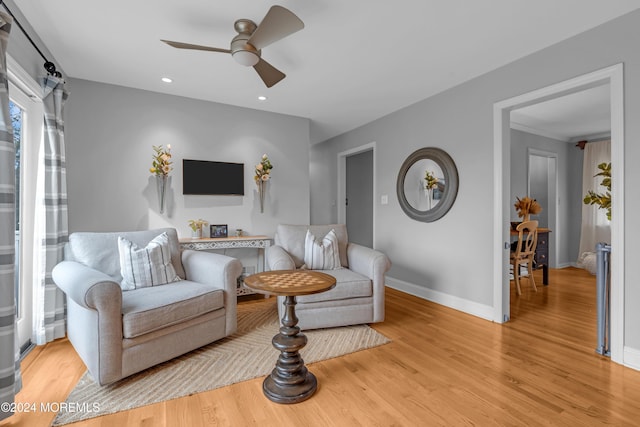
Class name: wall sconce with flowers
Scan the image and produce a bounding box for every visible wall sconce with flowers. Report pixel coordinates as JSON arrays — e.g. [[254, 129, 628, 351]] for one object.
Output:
[[150, 144, 172, 213], [424, 170, 439, 210], [254, 154, 273, 213]]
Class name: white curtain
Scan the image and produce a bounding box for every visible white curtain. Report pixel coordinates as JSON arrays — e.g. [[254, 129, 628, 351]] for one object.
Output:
[[0, 11, 22, 422], [578, 140, 611, 262], [33, 76, 68, 345]]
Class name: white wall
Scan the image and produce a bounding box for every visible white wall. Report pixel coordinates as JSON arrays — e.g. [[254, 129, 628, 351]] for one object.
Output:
[[310, 10, 640, 354], [66, 78, 311, 238]]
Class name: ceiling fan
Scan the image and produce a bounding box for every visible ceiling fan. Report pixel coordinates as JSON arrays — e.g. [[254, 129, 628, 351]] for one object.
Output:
[[161, 5, 304, 88]]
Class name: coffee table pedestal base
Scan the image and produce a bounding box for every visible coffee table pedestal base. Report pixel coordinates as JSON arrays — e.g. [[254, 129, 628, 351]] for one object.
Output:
[[263, 371, 317, 404], [263, 295, 317, 404]]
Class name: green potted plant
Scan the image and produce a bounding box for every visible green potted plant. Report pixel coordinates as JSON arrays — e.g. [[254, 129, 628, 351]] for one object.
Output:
[[583, 162, 611, 220]]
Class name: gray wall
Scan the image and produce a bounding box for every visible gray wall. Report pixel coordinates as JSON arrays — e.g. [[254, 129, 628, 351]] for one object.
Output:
[[509, 129, 580, 268], [5, 0, 64, 82], [66, 78, 311, 238], [310, 10, 640, 351]]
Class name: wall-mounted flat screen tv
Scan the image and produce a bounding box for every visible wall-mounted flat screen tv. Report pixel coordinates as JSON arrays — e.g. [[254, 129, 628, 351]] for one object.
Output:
[[182, 159, 244, 195]]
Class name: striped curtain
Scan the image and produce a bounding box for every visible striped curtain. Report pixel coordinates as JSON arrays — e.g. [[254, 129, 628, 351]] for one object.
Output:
[[33, 76, 68, 345], [0, 11, 22, 422]]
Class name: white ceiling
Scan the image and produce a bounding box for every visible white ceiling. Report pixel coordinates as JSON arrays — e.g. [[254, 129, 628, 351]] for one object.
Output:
[[13, 1, 639, 143], [511, 84, 612, 142]]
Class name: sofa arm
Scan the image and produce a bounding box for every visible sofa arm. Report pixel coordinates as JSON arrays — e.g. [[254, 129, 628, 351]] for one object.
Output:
[[52, 261, 123, 310], [52, 260, 124, 385], [346, 243, 391, 280], [267, 245, 296, 270], [181, 249, 242, 291], [347, 243, 391, 323], [182, 249, 243, 336]]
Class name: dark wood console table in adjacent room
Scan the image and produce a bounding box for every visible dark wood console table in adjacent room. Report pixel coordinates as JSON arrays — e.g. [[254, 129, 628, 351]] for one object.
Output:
[[511, 227, 551, 285], [243, 270, 336, 404]]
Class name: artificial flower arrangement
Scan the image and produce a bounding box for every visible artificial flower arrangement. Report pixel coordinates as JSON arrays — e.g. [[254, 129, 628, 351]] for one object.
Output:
[[424, 170, 438, 190], [514, 196, 542, 221], [583, 162, 611, 221], [188, 219, 207, 233], [150, 145, 172, 176], [254, 153, 273, 184]]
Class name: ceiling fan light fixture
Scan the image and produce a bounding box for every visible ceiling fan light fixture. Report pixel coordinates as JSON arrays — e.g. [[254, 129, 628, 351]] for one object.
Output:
[[232, 50, 259, 67]]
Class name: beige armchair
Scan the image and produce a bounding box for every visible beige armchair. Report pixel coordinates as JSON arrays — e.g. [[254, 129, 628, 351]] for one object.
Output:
[[267, 224, 391, 330], [52, 228, 242, 385]]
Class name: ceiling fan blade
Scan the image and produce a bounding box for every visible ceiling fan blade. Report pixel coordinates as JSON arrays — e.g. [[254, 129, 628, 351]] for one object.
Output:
[[161, 39, 231, 54], [247, 6, 304, 50], [253, 58, 286, 88]]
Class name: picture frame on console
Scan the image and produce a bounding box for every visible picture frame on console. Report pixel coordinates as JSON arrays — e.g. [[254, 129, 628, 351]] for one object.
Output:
[[210, 224, 228, 238]]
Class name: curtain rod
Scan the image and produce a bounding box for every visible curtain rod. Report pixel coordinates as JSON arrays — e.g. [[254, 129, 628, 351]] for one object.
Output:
[[575, 136, 611, 150], [0, 0, 62, 77]]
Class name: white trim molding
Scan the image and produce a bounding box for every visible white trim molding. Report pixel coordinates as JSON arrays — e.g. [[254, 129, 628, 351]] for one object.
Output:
[[493, 63, 625, 365], [623, 347, 640, 372], [385, 277, 494, 321]]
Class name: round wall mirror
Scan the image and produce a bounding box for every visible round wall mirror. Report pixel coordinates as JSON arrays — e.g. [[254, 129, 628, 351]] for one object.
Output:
[[396, 147, 459, 222]]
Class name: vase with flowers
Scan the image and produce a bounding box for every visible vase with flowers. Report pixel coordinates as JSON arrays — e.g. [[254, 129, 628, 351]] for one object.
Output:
[[149, 145, 173, 213], [424, 170, 439, 209], [188, 219, 207, 239], [254, 154, 273, 213], [514, 196, 542, 223]]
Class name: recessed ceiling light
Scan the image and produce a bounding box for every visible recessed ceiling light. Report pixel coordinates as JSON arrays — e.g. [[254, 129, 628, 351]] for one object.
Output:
[[258, 95, 267, 101], [161, 77, 173, 83]]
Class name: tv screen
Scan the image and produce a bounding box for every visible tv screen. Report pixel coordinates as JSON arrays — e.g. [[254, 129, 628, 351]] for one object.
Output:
[[182, 159, 244, 195]]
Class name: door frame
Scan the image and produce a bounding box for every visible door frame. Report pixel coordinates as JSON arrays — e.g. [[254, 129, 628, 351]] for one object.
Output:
[[8, 54, 44, 351], [337, 142, 376, 247], [492, 64, 625, 364]]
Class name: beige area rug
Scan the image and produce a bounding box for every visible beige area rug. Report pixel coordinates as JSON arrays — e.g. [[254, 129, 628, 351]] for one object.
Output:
[[53, 299, 390, 425]]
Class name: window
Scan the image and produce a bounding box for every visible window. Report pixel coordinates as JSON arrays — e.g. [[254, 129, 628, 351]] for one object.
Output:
[[10, 100, 23, 317]]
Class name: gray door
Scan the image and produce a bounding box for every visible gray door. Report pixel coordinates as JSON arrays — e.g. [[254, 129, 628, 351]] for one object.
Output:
[[346, 150, 373, 247]]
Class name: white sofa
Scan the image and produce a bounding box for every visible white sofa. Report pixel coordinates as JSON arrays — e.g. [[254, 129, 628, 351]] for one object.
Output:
[[267, 224, 391, 330]]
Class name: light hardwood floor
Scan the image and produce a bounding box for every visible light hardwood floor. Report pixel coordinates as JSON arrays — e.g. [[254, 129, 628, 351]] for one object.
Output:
[[3, 267, 640, 426]]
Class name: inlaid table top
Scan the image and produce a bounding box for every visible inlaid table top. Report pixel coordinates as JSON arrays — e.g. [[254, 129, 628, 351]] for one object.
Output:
[[243, 270, 336, 297]]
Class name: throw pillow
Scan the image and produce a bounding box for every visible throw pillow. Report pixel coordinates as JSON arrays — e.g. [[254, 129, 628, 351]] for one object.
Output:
[[118, 232, 180, 290], [303, 229, 341, 270]]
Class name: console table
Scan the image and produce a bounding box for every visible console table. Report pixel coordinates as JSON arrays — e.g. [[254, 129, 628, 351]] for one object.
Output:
[[179, 235, 271, 296]]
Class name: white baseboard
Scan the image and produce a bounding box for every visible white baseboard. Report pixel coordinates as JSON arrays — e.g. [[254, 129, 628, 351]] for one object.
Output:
[[555, 262, 576, 269], [385, 276, 494, 321], [623, 346, 640, 371]]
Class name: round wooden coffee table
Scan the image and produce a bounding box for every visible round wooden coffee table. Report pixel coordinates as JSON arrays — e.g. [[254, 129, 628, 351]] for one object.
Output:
[[243, 270, 336, 404]]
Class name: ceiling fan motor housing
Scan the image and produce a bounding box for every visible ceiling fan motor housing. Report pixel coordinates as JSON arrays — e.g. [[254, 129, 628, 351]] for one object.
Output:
[[231, 19, 260, 66]]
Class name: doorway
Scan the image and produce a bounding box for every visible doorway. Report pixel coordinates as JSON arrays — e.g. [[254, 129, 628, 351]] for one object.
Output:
[[527, 149, 557, 267], [346, 150, 374, 247], [493, 64, 625, 364], [337, 142, 376, 247]]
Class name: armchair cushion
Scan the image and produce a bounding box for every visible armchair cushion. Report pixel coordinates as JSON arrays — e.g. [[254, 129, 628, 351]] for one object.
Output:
[[118, 232, 180, 290], [65, 228, 186, 283], [121, 281, 224, 338], [303, 229, 341, 270], [275, 224, 349, 268], [297, 268, 371, 304]]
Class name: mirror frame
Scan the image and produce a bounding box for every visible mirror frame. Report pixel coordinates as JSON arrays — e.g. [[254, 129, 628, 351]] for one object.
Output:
[[396, 147, 459, 222]]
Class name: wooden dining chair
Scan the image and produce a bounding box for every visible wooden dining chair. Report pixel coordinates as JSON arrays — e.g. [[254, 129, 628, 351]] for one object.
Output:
[[510, 220, 539, 296]]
